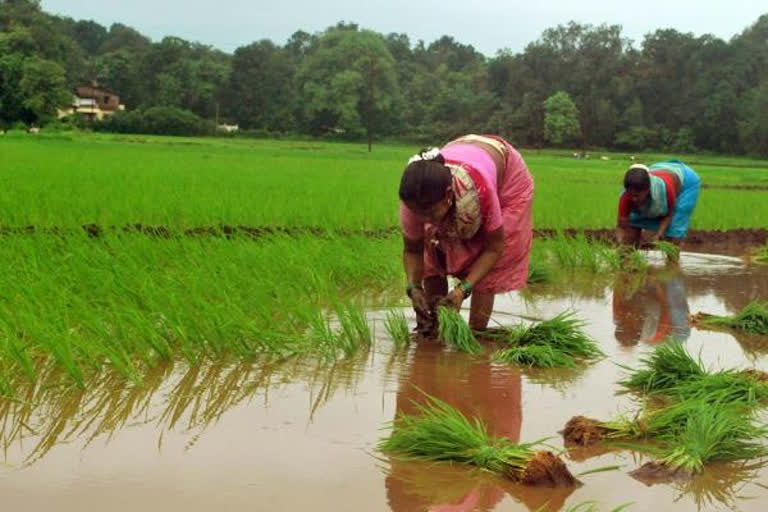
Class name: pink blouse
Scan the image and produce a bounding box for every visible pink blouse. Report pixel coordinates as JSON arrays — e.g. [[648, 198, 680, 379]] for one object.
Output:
[[400, 144, 502, 239]]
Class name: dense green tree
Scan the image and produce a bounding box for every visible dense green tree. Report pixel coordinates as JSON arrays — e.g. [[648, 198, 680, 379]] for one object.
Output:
[[738, 82, 768, 156], [19, 57, 70, 122], [297, 27, 398, 148], [544, 91, 581, 145], [227, 40, 296, 131], [2, 0, 768, 153]]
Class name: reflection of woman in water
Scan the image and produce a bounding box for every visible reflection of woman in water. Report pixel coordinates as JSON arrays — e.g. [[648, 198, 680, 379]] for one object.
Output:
[[385, 342, 572, 512], [613, 268, 691, 346]]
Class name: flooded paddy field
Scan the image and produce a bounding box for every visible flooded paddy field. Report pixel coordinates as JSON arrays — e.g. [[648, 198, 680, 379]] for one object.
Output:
[[2, 252, 767, 511]]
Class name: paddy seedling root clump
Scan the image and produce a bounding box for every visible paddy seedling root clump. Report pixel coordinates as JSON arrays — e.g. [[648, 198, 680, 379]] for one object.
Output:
[[562, 416, 617, 447], [379, 394, 579, 487], [692, 302, 768, 335]]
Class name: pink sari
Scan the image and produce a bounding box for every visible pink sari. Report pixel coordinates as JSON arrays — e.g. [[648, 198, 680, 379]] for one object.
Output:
[[400, 136, 534, 294]]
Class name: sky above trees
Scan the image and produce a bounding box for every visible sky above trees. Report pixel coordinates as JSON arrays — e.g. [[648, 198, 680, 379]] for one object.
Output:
[[41, 0, 766, 55]]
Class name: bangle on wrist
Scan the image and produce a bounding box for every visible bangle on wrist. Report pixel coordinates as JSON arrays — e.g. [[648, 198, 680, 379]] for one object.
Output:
[[406, 281, 423, 298], [458, 280, 472, 298]]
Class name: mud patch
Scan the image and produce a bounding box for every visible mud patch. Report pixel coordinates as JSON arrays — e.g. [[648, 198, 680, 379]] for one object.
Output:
[[514, 451, 581, 487], [0, 225, 766, 254], [562, 416, 612, 447], [629, 461, 693, 486], [740, 369, 768, 382], [533, 228, 768, 254]]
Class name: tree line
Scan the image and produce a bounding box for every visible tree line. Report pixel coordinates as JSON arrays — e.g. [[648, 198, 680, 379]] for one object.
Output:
[[1, 0, 768, 155]]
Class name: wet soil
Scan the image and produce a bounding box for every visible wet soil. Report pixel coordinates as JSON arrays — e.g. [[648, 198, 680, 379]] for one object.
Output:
[[740, 368, 768, 382], [562, 416, 612, 447], [701, 183, 768, 191], [2, 224, 768, 253], [534, 228, 768, 255]]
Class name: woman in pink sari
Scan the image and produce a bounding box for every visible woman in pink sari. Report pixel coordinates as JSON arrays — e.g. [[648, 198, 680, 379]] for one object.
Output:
[[399, 134, 534, 331]]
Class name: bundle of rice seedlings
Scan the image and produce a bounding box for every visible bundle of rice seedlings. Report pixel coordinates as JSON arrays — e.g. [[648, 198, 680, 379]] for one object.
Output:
[[671, 370, 768, 405], [620, 339, 768, 404], [308, 304, 372, 360], [619, 340, 705, 393], [527, 259, 553, 284], [490, 312, 603, 368], [564, 397, 768, 474], [436, 307, 482, 354], [495, 344, 578, 369], [655, 401, 768, 474], [693, 302, 768, 335], [654, 240, 680, 263], [379, 394, 579, 486], [383, 309, 411, 348], [616, 248, 648, 273]]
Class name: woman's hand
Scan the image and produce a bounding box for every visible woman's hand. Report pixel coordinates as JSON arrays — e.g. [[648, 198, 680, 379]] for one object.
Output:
[[438, 287, 465, 311], [409, 287, 431, 317]]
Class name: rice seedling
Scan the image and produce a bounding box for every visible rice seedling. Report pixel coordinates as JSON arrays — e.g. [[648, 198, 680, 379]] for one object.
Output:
[[490, 312, 603, 368], [692, 302, 768, 335], [654, 240, 680, 263], [4, 134, 768, 231], [436, 307, 483, 354], [619, 340, 706, 393], [624, 249, 649, 273], [383, 309, 411, 348], [527, 259, 553, 284], [656, 401, 768, 474], [494, 344, 578, 368], [564, 397, 768, 473], [379, 393, 579, 486], [619, 339, 768, 404], [308, 303, 373, 360], [547, 235, 620, 274]]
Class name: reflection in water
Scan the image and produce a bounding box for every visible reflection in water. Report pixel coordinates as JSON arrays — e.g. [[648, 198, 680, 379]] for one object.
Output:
[[667, 460, 767, 510], [384, 342, 574, 512], [0, 353, 370, 466], [613, 266, 691, 346]]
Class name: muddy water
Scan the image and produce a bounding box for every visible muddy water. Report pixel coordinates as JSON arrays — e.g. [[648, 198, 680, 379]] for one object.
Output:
[[2, 253, 768, 511]]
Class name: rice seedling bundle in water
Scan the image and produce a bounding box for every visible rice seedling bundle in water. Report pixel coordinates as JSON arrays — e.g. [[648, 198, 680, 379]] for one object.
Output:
[[619, 339, 706, 393], [379, 394, 579, 486], [491, 312, 603, 367], [563, 398, 768, 473], [567, 339, 768, 472], [694, 302, 768, 335], [655, 401, 768, 473], [384, 310, 411, 348], [436, 307, 482, 354], [620, 339, 768, 404], [654, 240, 680, 263]]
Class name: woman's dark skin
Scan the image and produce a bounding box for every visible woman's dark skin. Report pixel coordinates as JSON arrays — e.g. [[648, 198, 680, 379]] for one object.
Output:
[[402, 140, 506, 330]]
